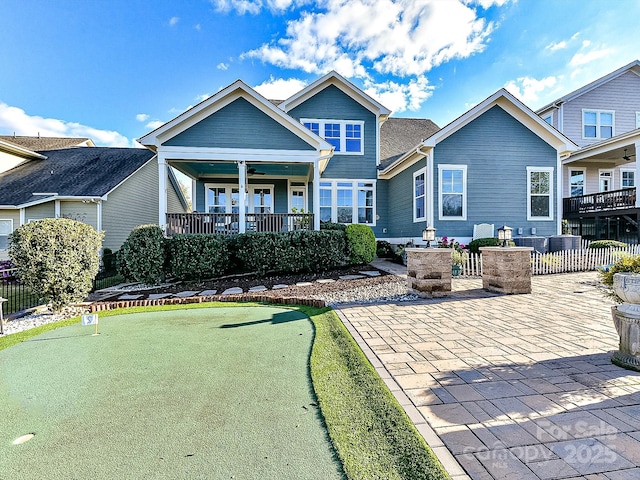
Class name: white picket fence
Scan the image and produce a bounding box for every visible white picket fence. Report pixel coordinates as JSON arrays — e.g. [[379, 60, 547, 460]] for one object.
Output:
[[461, 244, 640, 277]]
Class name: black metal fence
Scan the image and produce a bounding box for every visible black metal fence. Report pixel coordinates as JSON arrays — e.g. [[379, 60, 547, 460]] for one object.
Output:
[[0, 268, 42, 316]]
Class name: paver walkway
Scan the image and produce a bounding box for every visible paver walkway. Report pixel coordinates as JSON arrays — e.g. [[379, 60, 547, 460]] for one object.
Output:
[[336, 267, 640, 480]]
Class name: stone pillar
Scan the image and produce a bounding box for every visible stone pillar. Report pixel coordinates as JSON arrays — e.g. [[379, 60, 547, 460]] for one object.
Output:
[[611, 307, 640, 371], [406, 248, 452, 297], [480, 246, 533, 294]]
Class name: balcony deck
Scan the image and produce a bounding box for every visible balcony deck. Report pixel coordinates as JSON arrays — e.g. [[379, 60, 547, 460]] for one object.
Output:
[[563, 187, 637, 216], [166, 212, 314, 236]]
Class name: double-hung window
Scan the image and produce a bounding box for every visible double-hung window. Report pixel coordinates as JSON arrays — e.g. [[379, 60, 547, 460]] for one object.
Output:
[[622, 170, 635, 188], [302, 119, 364, 154], [527, 167, 554, 220], [570, 170, 584, 197], [413, 168, 426, 222], [0, 219, 12, 250], [318, 180, 375, 225], [583, 110, 614, 139], [438, 165, 466, 220]]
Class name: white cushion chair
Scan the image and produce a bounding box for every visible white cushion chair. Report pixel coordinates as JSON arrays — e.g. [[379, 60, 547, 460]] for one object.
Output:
[[473, 223, 494, 240]]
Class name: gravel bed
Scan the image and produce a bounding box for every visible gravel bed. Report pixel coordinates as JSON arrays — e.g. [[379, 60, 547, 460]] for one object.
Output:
[[2, 306, 89, 336]]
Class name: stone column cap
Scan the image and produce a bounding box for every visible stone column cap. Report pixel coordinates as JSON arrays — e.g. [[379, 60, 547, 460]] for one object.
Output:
[[405, 247, 450, 252], [480, 246, 533, 252]]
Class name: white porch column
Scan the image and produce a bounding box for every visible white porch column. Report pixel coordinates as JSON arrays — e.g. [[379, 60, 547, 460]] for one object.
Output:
[[158, 155, 167, 230], [54, 200, 60, 218], [191, 178, 197, 212], [635, 141, 640, 208], [96, 201, 102, 232], [313, 159, 321, 230], [19, 208, 25, 226], [238, 161, 247, 233]]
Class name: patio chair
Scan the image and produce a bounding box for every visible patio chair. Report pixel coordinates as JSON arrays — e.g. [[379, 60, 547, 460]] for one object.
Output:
[[473, 223, 494, 240]]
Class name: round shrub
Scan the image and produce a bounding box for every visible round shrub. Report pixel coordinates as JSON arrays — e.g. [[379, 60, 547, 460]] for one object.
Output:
[[168, 234, 230, 281], [589, 240, 628, 249], [120, 225, 166, 285], [376, 240, 394, 258], [345, 224, 376, 265], [467, 237, 501, 255], [9, 218, 103, 311], [598, 253, 640, 302]]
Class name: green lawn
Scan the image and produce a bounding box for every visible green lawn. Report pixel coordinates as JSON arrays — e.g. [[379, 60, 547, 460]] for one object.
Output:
[[0, 303, 450, 480]]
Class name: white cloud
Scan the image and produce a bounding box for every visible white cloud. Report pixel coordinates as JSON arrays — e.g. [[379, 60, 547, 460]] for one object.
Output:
[[194, 23, 201, 31], [194, 93, 213, 103], [504, 76, 558, 103], [0, 102, 132, 147], [253, 76, 307, 100], [467, 0, 509, 8], [136, 113, 150, 122], [211, 0, 306, 14], [546, 41, 567, 52], [169, 16, 180, 26], [363, 75, 434, 113], [242, 0, 497, 78], [217, 62, 229, 71], [569, 46, 614, 67], [145, 120, 165, 130]]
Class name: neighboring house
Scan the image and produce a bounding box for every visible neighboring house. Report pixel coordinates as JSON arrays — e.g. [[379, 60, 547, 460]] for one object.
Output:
[[536, 60, 640, 242], [139, 72, 576, 245], [379, 89, 576, 244], [0, 141, 188, 258]]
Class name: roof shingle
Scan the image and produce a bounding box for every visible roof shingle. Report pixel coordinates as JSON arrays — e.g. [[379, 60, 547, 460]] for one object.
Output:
[[379, 117, 440, 169], [0, 136, 93, 151]]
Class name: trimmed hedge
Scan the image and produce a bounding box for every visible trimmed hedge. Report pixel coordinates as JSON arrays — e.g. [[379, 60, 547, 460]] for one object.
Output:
[[589, 240, 628, 249], [345, 224, 376, 264], [119, 225, 167, 285], [376, 240, 394, 258], [168, 234, 229, 280], [468, 237, 501, 254], [233, 230, 348, 275], [9, 218, 103, 311]]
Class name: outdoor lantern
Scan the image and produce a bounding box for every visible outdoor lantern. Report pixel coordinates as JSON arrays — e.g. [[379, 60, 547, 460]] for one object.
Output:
[[422, 225, 436, 248], [497, 224, 513, 247]]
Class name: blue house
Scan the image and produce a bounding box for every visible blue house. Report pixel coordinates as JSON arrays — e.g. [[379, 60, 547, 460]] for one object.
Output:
[[139, 74, 576, 246]]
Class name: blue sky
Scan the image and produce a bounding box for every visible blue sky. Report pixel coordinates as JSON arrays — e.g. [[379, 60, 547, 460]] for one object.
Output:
[[1, 0, 639, 147]]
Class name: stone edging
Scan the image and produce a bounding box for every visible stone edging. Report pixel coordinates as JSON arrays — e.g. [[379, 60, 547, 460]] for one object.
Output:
[[89, 293, 326, 313]]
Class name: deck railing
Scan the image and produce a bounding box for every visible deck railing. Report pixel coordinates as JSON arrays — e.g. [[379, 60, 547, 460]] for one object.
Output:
[[165, 212, 314, 236], [563, 187, 636, 215]]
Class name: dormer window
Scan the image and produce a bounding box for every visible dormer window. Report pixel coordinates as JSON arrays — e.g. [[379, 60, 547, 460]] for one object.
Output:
[[302, 119, 364, 154], [583, 110, 614, 139]]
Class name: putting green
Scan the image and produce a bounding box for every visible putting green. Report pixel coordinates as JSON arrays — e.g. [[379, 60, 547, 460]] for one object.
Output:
[[0, 307, 345, 479]]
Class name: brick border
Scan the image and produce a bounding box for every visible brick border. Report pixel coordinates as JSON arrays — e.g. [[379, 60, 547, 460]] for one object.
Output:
[[89, 293, 326, 313]]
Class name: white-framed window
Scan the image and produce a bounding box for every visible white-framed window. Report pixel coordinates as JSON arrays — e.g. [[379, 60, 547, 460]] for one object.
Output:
[[583, 109, 614, 139], [205, 183, 274, 213], [599, 169, 613, 192], [289, 184, 306, 212], [543, 113, 553, 125], [636, 112, 640, 129], [438, 165, 466, 220], [570, 169, 585, 197], [0, 219, 12, 250], [413, 168, 426, 222], [318, 180, 376, 225], [527, 166, 554, 221], [621, 169, 635, 188], [302, 119, 364, 154]]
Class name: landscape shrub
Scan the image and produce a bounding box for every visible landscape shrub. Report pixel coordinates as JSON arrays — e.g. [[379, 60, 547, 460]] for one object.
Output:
[[320, 222, 347, 231], [9, 218, 103, 311], [101, 248, 116, 272], [468, 237, 501, 254], [345, 224, 376, 264], [119, 225, 167, 285], [376, 240, 394, 258], [598, 254, 640, 302], [233, 230, 347, 275], [167, 234, 230, 280], [589, 240, 628, 249]]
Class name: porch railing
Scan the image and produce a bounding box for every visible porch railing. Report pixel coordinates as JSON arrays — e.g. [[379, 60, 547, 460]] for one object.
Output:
[[165, 212, 314, 236], [563, 187, 636, 215]]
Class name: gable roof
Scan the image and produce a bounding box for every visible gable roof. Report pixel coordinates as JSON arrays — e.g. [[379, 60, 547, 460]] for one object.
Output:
[[0, 135, 95, 150], [380, 88, 578, 176], [380, 118, 440, 169], [138, 80, 333, 154], [0, 147, 155, 207], [0, 138, 46, 161], [536, 60, 640, 113], [278, 71, 391, 118]]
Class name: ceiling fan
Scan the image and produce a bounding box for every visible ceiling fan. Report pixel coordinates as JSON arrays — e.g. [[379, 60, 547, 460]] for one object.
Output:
[[623, 148, 636, 161], [247, 166, 266, 176]]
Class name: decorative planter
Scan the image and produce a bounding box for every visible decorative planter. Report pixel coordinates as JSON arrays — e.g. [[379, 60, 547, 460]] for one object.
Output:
[[451, 265, 462, 276], [611, 273, 640, 371]]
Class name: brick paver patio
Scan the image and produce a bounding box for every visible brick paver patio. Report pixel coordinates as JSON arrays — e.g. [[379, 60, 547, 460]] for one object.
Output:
[[336, 268, 640, 480]]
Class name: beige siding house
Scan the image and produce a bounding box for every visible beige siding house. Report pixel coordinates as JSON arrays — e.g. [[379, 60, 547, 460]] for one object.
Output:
[[0, 138, 188, 259]]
